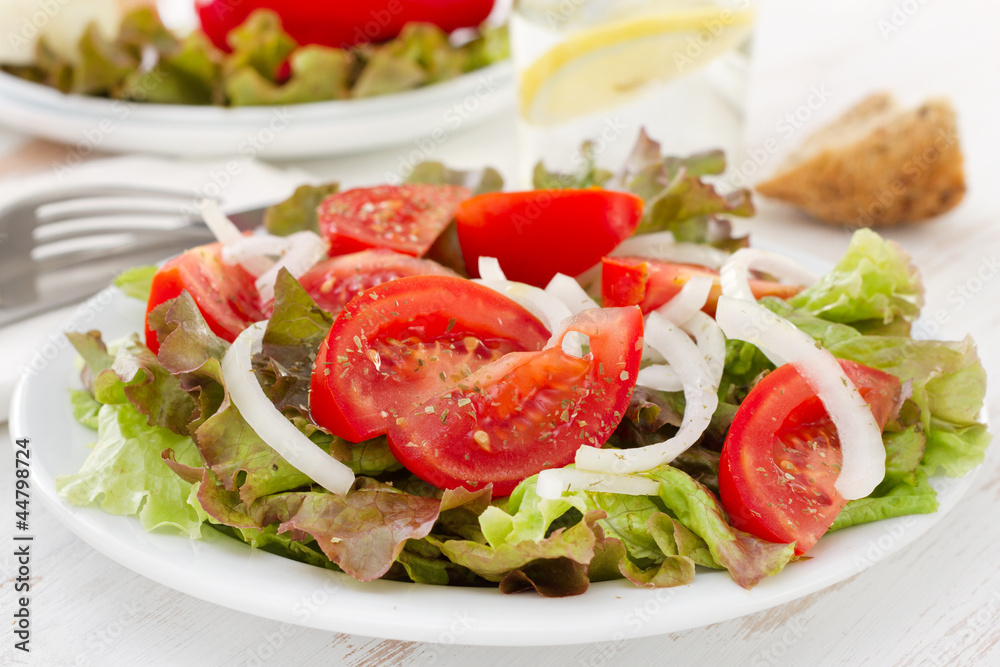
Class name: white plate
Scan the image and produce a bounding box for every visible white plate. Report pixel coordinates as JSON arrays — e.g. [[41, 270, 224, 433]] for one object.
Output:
[[8, 249, 979, 646], [0, 63, 514, 159]]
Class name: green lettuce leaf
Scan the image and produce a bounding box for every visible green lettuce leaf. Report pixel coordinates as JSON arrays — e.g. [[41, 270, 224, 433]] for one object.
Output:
[[124, 31, 224, 105], [646, 467, 794, 588], [93, 335, 196, 434], [829, 471, 939, 532], [223, 9, 296, 83], [790, 229, 923, 328], [57, 403, 204, 538], [435, 510, 604, 596], [612, 131, 752, 250], [263, 183, 340, 236], [260, 269, 335, 415], [533, 141, 613, 190], [226, 45, 350, 106], [69, 388, 101, 430], [248, 481, 441, 581], [113, 265, 157, 301], [922, 421, 992, 477], [72, 23, 139, 95]]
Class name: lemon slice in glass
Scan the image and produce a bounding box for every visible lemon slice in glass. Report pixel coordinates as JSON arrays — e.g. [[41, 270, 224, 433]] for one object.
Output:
[[519, 7, 755, 126]]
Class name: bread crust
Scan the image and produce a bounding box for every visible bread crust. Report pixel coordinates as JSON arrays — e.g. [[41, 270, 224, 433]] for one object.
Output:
[[756, 95, 966, 227]]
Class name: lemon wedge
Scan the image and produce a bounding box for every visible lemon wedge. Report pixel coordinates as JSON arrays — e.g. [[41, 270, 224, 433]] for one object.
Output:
[[519, 7, 755, 125]]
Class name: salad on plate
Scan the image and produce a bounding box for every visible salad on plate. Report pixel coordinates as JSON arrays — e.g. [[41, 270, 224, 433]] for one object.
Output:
[[57, 134, 990, 597], [0, 1, 506, 106]]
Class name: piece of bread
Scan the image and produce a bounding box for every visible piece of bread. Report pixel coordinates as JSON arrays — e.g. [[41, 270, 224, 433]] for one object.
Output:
[[755, 93, 966, 227]]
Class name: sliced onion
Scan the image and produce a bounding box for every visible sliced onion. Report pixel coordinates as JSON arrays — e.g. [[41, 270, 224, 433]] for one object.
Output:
[[684, 310, 726, 384], [719, 247, 817, 301], [545, 273, 598, 315], [655, 274, 713, 324], [635, 364, 682, 392], [255, 231, 328, 304], [576, 313, 718, 473], [535, 468, 661, 499], [715, 296, 884, 499], [222, 322, 354, 496], [222, 234, 285, 277], [199, 198, 243, 246], [473, 257, 583, 356], [611, 231, 730, 269], [477, 256, 506, 283]]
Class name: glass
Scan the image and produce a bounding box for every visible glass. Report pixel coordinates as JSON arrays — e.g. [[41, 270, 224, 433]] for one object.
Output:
[[511, 0, 756, 186]]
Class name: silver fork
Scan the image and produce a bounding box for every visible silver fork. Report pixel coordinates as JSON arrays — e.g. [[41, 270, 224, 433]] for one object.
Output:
[[0, 186, 265, 328]]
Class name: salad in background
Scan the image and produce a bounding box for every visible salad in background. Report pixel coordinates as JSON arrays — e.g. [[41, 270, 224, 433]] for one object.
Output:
[[0, 1, 507, 105], [56, 135, 990, 596]]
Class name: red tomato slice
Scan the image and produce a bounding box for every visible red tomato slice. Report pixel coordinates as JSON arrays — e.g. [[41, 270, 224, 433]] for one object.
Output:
[[296, 248, 456, 314], [317, 184, 471, 258], [602, 256, 804, 316], [718, 360, 900, 555], [144, 243, 265, 354], [310, 275, 551, 443], [387, 306, 643, 496], [455, 190, 643, 287], [197, 0, 496, 51]]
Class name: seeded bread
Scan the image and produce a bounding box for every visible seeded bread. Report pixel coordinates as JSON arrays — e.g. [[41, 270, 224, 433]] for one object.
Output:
[[755, 94, 966, 227]]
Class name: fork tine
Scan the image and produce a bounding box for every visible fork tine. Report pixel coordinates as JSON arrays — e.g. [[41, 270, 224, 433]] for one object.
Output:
[[35, 221, 205, 246], [1, 186, 196, 212], [0, 228, 215, 282], [36, 207, 199, 227]]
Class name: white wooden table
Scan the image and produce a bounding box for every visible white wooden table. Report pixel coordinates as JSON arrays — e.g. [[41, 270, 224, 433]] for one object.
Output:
[[3, 0, 999, 664]]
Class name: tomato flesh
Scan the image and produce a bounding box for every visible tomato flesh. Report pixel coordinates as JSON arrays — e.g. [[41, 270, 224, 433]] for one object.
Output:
[[296, 248, 456, 314], [310, 275, 551, 443], [455, 190, 643, 287], [602, 256, 803, 316], [144, 242, 265, 354], [387, 307, 644, 496], [317, 184, 470, 258], [718, 360, 900, 554], [197, 0, 496, 51]]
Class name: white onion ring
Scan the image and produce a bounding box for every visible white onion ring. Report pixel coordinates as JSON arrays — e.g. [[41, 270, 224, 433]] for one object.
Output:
[[255, 231, 328, 304], [473, 257, 583, 357], [545, 273, 599, 315], [611, 231, 730, 269], [222, 322, 354, 496], [198, 199, 243, 246], [718, 248, 883, 499], [719, 247, 817, 301], [655, 274, 713, 324], [715, 296, 884, 499], [635, 364, 682, 392], [536, 468, 661, 499], [221, 234, 286, 277], [576, 312, 718, 474]]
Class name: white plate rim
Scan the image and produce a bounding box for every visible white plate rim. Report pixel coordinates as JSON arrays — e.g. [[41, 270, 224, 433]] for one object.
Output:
[[7, 239, 983, 646], [0, 62, 512, 122]]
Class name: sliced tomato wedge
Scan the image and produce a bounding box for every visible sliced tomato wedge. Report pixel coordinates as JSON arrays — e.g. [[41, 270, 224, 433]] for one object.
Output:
[[317, 184, 471, 258], [387, 306, 643, 496], [144, 242, 265, 354], [296, 248, 456, 314], [310, 275, 551, 443], [455, 189, 643, 287], [718, 359, 901, 555], [197, 1, 496, 51], [602, 256, 804, 316]]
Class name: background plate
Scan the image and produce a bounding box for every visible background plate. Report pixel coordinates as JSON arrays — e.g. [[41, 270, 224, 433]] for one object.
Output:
[[0, 63, 514, 159], [8, 241, 979, 645]]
